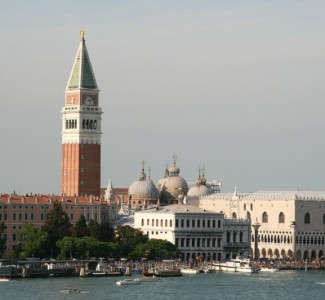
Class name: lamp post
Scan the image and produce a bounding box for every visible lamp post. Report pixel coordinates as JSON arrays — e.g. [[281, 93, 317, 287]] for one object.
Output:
[[252, 222, 261, 260]]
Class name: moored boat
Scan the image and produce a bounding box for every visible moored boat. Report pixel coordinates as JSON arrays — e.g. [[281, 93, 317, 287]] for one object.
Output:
[[180, 268, 200, 275], [212, 257, 260, 273], [143, 268, 182, 277]]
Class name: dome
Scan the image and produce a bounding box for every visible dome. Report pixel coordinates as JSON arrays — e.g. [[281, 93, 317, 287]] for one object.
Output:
[[187, 169, 213, 198], [158, 166, 188, 204], [187, 184, 213, 198], [128, 167, 159, 201], [128, 179, 159, 200], [161, 175, 188, 197]]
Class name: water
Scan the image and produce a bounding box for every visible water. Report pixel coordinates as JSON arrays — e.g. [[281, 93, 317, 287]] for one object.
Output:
[[1, 270, 325, 300]]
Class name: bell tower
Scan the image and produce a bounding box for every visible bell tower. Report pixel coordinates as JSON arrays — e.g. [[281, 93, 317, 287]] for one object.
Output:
[[61, 31, 102, 196]]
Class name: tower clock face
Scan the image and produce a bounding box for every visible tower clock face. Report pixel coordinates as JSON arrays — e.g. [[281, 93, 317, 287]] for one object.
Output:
[[85, 96, 93, 105]]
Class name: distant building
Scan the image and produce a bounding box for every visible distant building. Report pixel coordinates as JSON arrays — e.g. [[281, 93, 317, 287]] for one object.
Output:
[[134, 203, 250, 261], [0, 193, 118, 253], [188, 189, 325, 260], [61, 31, 102, 197]]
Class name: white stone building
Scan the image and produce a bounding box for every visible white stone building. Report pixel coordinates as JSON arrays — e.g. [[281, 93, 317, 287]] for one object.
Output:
[[187, 189, 325, 260], [134, 203, 250, 261]]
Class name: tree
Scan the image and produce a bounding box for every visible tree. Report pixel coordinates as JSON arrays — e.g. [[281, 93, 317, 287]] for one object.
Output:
[[72, 215, 89, 238], [130, 238, 179, 260], [56, 236, 77, 259], [42, 201, 72, 257], [88, 220, 114, 242], [16, 223, 49, 259], [115, 225, 148, 258]]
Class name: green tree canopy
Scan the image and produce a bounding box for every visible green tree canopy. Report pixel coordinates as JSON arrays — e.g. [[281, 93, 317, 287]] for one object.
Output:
[[115, 225, 148, 258], [130, 238, 179, 260], [16, 223, 49, 259], [72, 215, 89, 238], [42, 201, 72, 257], [88, 220, 114, 242], [56, 236, 120, 259]]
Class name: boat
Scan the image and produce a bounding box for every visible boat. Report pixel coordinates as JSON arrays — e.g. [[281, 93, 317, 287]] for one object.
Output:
[[0, 277, 10, 282], [143, 268, 182, 277], [180, 268, 200, 275], [212, 257, 260, 273], [116, 278, 141, 286]]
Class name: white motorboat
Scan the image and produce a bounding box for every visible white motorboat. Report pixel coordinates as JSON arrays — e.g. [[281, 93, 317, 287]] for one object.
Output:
[[180, 268, 200, 275], [0, 277, 10, 282], [116, 278, 141, 286], [212, 258, 260, 273]]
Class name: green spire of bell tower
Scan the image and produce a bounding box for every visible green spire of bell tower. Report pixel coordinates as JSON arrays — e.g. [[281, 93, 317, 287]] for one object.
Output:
[[66, 31, 98, 90]]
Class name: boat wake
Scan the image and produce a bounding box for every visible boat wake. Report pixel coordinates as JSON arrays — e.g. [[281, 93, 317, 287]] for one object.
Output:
[[60, 289, 89, 294], [316, 282, 325, 285]]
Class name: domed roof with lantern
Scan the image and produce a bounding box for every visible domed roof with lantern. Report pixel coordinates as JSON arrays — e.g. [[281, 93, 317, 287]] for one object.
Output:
[[158, 155, 188, 205], [187, 167, 214, 198], [128, 162, 159, 202]]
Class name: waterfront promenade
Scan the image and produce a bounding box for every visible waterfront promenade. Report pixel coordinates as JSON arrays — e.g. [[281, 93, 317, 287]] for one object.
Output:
[[1, 258, 324, 278]]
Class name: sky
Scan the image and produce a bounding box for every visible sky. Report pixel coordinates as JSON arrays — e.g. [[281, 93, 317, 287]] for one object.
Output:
[[1, 0, 325, 195]]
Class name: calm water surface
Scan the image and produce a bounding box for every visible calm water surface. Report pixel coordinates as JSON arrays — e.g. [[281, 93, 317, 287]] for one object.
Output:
[[1, 270, 325, 300]]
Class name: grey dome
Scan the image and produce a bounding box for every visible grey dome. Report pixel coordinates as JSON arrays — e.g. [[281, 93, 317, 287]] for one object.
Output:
[[187, 184, 213, 198], [129, 167, 159, 200]]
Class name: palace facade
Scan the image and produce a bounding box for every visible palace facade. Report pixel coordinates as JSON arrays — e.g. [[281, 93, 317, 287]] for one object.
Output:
[[187, 189, 325, 260]]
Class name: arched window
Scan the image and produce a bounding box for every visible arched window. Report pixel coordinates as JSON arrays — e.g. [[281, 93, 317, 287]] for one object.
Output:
[[170, 220, 172, 227], [304, 213, 311, 224], [250, 203, 253, 210], [141, 219, 144, 226], [262, 212, 268, 223], [243, 204, 246, 211], [232, 212, 237, 219], [279, 212, 285, 223], [247, 211, 251, 220], [323, 214, 325, 224]]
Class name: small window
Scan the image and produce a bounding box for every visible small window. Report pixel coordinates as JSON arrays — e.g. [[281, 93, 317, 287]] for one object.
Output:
[[279, 212, 285, 223], [304, 213, 311, 224], [262, 212, 268, 223]]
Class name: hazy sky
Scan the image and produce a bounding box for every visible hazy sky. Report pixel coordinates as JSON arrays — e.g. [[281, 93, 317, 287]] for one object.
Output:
[[1, 0, 325, 195]]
